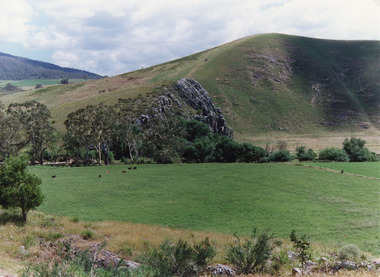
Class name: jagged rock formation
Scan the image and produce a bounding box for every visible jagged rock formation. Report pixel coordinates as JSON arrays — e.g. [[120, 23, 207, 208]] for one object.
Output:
[[136, 78, 233, 138]]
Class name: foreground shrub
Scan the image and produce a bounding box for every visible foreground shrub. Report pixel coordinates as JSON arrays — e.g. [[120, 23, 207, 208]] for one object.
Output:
[[268, 150, 293, 162], [226, 229, 277, 274], [338, 244, 361, 261], [22, 243, 131, 277], [318, 148, 349, 162], [290, 230, 311, 266], [141, 237, 215, 276]]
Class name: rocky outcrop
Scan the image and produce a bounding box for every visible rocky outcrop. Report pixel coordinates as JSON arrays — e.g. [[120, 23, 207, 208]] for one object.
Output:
[[136, 78, 233, 138]]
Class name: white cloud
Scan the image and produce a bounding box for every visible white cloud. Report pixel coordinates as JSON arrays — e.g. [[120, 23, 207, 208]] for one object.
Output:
[[0, 0, 379, 76]]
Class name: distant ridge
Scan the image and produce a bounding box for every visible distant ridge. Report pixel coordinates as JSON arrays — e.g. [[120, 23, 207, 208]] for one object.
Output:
[[0, 52, 102, 80]]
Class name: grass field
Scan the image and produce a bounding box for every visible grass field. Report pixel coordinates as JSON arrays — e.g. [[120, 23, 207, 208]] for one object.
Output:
[[30, 163, 380, 254], [0, 79, 89, 91], [306, 162, 380, 178]]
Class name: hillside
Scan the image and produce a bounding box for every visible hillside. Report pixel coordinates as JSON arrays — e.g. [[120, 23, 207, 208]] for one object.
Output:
[[0, 52, 102, 80], [1, 34, 379, 150]]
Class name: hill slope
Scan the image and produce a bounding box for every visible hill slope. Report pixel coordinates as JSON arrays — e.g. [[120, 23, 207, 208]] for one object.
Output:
[[0, 52, 102, 80], [1, 34, 379, 149]]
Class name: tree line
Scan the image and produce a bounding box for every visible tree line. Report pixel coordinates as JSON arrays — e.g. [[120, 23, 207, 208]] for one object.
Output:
[[0, 100, 377, 165]]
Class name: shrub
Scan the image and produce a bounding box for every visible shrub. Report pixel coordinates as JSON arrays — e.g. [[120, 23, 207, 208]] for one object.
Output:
[[338, 244, 361, 261], [268, 150, 293, 162], [141, 237, 215, 276], [183, 137, 214, 163], [290, 230, 311, 266], [22, 243, 131, 277], [296, 146, 317, 161], [343, 137, 370, 162], [208, 136, 241, 163], [368, 152, 378, 162], [226, 229, 276, 274], [318, 148, 349, 162], [81, 230, 94, 240], [238, 143, 266, 163], [70, 217, 79, 223]]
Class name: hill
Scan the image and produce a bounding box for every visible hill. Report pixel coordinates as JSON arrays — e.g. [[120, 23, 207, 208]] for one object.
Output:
[[1, 34, 379, 150], [0, 52, 102, 80]]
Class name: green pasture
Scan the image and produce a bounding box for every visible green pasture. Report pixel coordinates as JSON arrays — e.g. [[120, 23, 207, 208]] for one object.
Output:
[[307, 162, 380, 178], [30, 163, 380, 254], [0, 79, 88, 88]]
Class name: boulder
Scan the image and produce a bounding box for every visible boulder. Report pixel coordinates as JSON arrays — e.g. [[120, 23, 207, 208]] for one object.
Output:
[[207, 264, 235, 276]]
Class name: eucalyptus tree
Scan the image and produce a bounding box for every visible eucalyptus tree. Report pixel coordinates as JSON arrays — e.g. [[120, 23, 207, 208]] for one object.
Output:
[[64, 103, 115, 165], [7, 101, 56, 164]]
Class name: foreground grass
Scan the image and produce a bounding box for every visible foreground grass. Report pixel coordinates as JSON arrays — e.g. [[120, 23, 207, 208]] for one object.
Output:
[[30, 163, 379, 255], [0, 209, 378, 276]]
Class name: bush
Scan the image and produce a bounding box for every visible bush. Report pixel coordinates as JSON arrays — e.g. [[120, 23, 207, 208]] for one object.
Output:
[[368, 152, 378, 162], [268, 150, 292, 162], [318, 148, 349, 162], [338, 244, 361, 261], [81, 230, 94, 240], [238, 143, 266, 163], [208, 136, 241, 163], [183, 137, 214, 163], [343, 137, 370, 162], [290, 230, 311, 266], [226, 229, 276, 274], [296, 146, 317, 162], [141, 238, 215, 276]]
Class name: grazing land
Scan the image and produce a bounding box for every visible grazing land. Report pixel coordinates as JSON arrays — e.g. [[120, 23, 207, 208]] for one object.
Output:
[[306, 162, 380, 178], [31, 163, 379, 255]]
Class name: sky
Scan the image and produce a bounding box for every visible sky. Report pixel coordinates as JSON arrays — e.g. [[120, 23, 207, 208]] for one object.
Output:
[[0, 0, 379, 76]]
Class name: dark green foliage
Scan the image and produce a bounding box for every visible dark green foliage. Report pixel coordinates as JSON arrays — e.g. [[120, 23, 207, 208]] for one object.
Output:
[[184, 119, 211, 141], [226, 229, 275, 274], [0, 155, 44, 222], [183, 137, 214, 163], [318, 147, 349, 162], [296, 146, 317, 161], [268, 150, 293, 162], [141, 117, 186, 164], [7, 101, 56, 165], [238, 143, 266, 163], [208, 136, 241, 163], [290, 230, 311, 266], [60, 78, 69, 84], [343, 137, 370, 162], [141, 238, 215, 276]]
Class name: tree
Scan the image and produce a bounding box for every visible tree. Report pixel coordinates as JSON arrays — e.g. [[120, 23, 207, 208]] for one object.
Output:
[[142, 116, 187, 163], [7, 101, 56, 164], [61, 78, 69, 84], [0, 156, 44, 222], [64, 103, 115, 165], [343, 137, 370, 162], [0, 105, 25, 159], [113, 116, 142, 163]]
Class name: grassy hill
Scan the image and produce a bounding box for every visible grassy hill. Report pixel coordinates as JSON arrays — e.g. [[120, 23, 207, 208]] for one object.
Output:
[[1, 34, 379, 150]]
